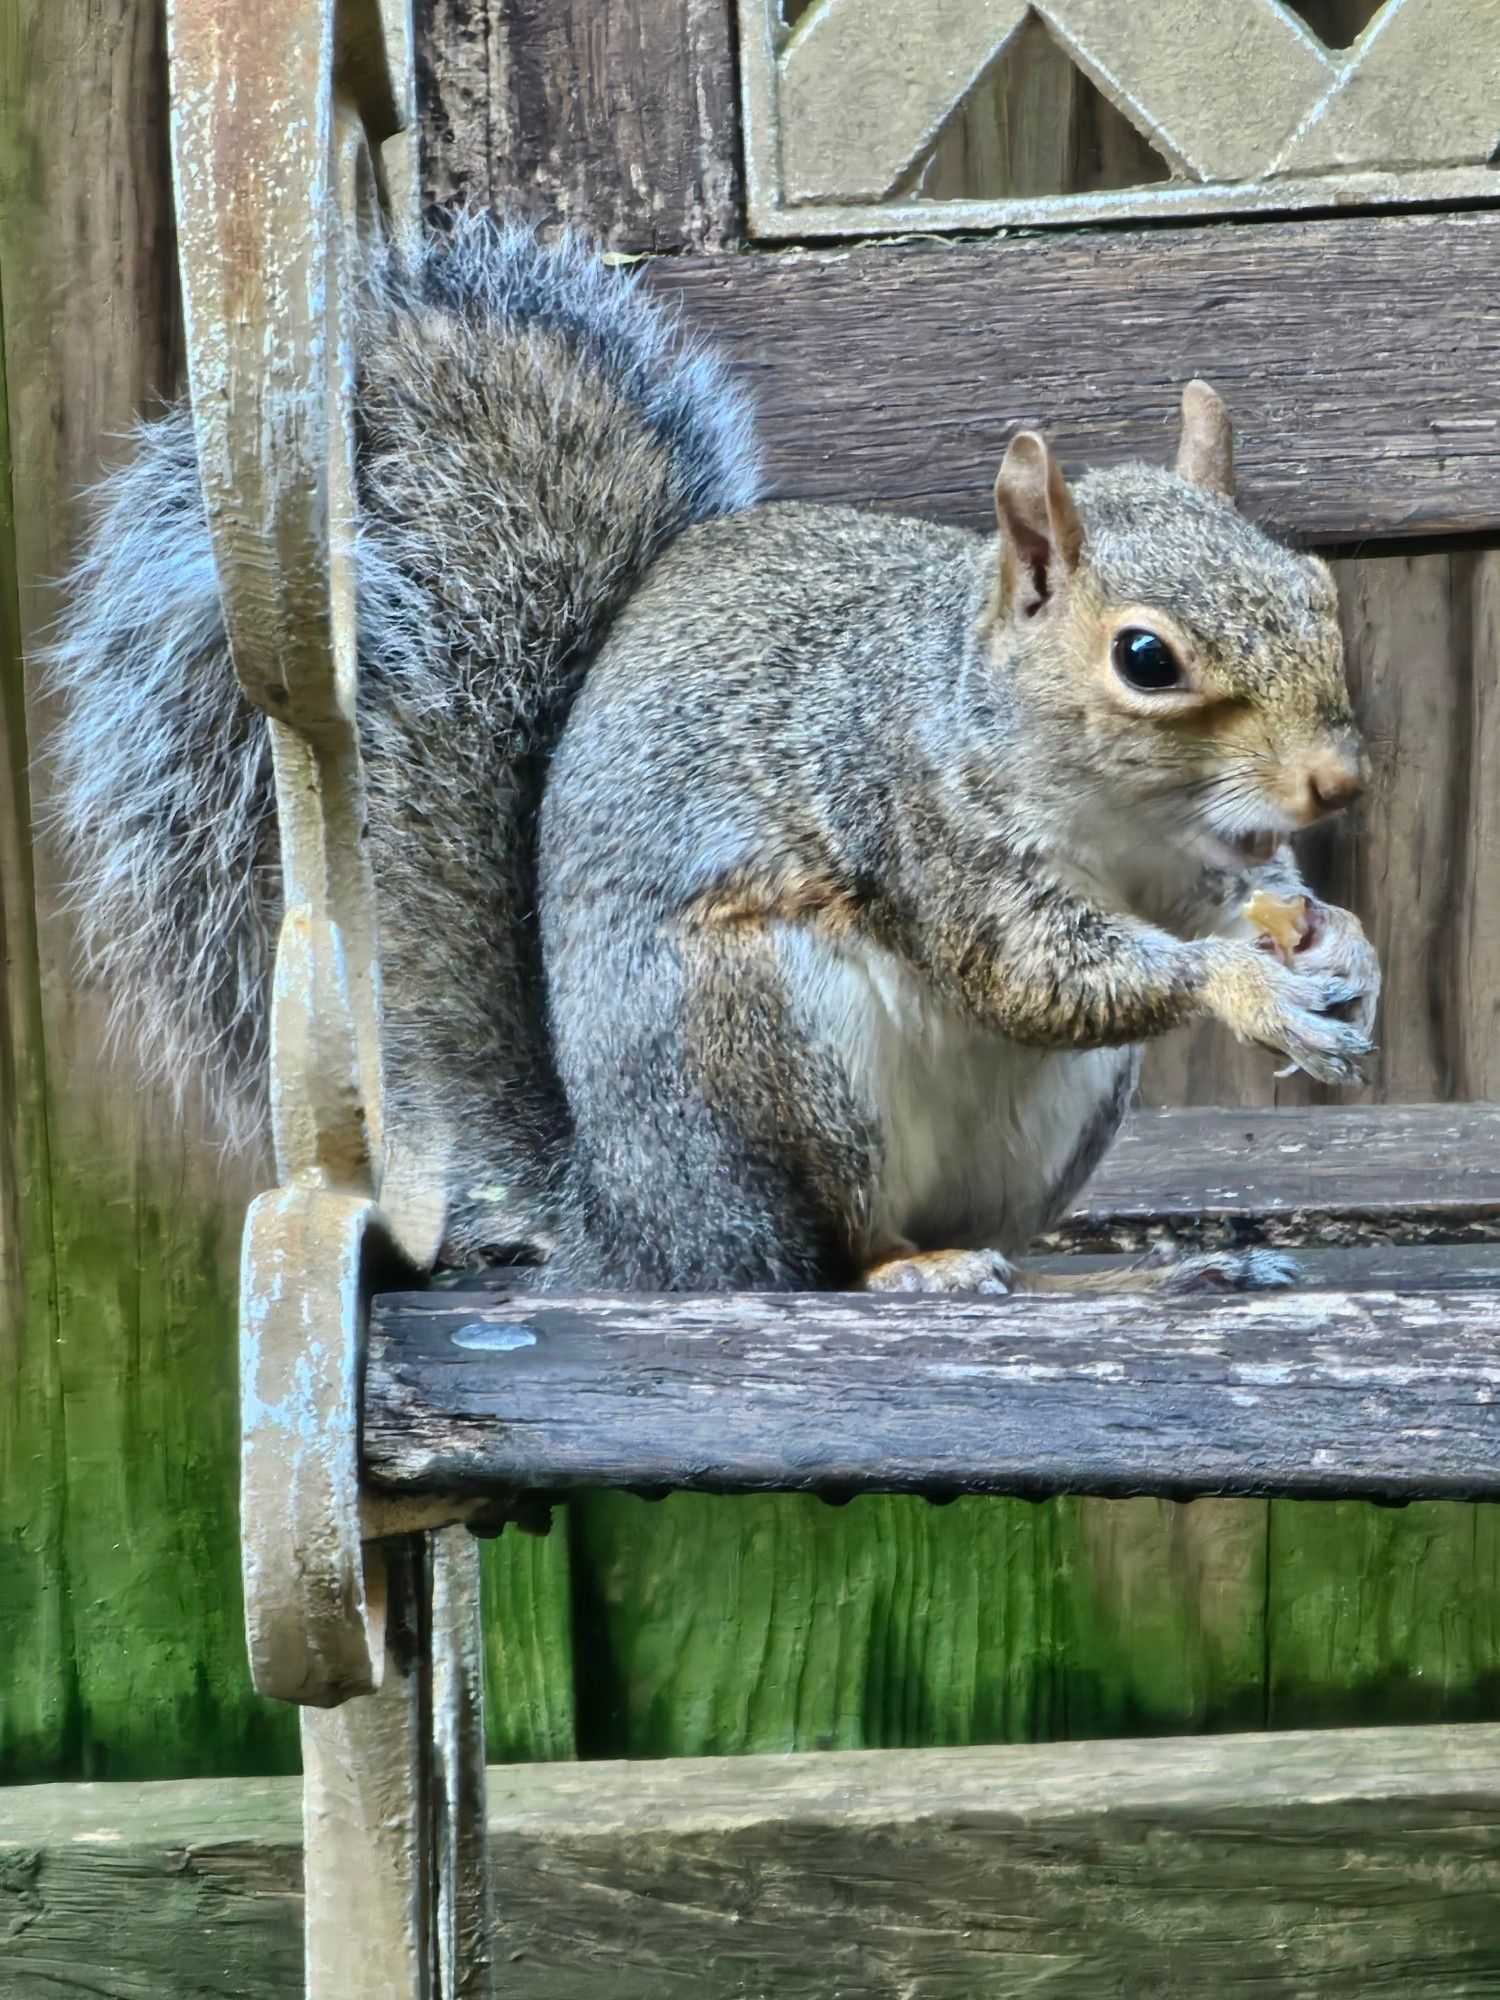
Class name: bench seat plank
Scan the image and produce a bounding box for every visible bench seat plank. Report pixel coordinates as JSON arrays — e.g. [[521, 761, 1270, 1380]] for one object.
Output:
[[1052, 1103, 1500, 1251], [365, 1282, 1500, 1504]]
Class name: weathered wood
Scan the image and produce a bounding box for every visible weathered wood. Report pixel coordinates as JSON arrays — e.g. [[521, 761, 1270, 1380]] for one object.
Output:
[[1051, 1103, 1500, 1252], [1456, 552, 1500, 1101], [1265, 1498, 1500, 1732], [480, 1516, 576, 1762], [740, 0, 1500, 237], [487, 1727, 1500, 1997], [0, 0, 286, 1782], [0, 150, 70, 1785], [1040, 1242, 1500, 1289], [416, 0, 742, 250], [652, 212, 1500, 545], [366, 1283, 1500, 1503], [569, 1484, 1287, 1753], [1334, 550, 1500, 1108], [8, 1726, 1500, 1996], [0, 1773, 304, 2000]]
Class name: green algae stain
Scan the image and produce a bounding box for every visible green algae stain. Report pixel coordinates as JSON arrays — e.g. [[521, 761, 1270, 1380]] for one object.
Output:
[[562, 1490, 1500, 1761], [569, 1492, 1069, 1759], [0, 279, 82, 1783], [17, 1118, 298, 1780], [1267, 1499, 1500, 1730], [481, 1519, 577, 1763], [3, 1095, 589, 1782]]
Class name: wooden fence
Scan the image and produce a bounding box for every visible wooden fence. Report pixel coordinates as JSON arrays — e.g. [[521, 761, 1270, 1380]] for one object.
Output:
[[2, 0, 1498, 1786]]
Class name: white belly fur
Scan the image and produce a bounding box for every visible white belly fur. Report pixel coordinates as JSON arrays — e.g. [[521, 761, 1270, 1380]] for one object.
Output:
[[774, 924, 1135, 1258]]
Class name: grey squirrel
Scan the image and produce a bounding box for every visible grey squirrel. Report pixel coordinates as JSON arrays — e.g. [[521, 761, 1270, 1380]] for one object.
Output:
[[49, 215, 1379, 1291]]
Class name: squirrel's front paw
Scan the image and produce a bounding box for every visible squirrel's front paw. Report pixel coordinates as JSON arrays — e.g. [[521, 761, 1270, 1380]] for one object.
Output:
[[862, 1246, 1014, 1295], [1291, 900, 1381, 1040], [1202, 940, 1372, 1086]]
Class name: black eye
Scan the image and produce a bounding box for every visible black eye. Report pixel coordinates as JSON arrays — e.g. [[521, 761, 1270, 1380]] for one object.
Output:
[[1112, 627, 1183, 692]]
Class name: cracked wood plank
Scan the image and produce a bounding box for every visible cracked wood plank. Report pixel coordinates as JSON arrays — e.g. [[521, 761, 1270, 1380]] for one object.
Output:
[[6, 1727, 1500, 1996], [416, 0, 742, 249], [1052, 1103, 1500, 1251], [365, 1281, 1500, 1503], [651, 211, 1500, 545]]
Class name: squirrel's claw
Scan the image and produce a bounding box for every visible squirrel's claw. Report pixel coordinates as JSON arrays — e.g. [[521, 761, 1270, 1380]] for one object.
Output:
[[1204, 938, 1374, 1088], [1293, 900, 1382, 1042], [1272, 1004, 1372, 1086]]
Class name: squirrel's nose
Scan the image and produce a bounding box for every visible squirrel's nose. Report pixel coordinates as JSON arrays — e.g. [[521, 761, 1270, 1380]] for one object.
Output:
[[1304, 741, 1367, 817]]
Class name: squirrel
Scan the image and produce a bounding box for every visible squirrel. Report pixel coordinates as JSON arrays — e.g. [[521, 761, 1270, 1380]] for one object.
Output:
[[48, 214, 1380, 1294]]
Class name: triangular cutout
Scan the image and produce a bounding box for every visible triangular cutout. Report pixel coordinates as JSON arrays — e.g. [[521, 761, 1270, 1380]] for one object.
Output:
[[1280, 0, 1388, 50], [905, 11, 1170, 203]]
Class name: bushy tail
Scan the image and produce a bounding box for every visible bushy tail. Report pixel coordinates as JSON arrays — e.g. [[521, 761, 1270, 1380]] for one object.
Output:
[[47, 215, 759, 1256], [45, 409, 278, 1151]]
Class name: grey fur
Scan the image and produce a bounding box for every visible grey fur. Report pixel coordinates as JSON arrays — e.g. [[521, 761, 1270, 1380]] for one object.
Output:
[[44, 408, 278, 1148], [49, 218, 1376, 1289], [46, 215, 758, 1241], [537, 487, 1370, 1290]]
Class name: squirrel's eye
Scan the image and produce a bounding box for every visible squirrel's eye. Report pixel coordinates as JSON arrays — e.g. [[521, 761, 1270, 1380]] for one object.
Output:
[[1112, 627, 1183, 693]]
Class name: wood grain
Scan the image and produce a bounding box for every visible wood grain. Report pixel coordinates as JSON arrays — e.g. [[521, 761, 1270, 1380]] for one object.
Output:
[[0, 0, 292, 1781], [0, 151, 70, 1783], [916, 10, 1169, 202], [1330, 553, 1474, 1102], [480, 1513, 577, 1762], [651, 212, 1500, 545], [1050, 1103, 1500, 1251], [1456, 552, 1500, 1101], [415, 0, 741, 249], [366, 1283, 1500, 1503], [8, 1728, 1500, 1996]]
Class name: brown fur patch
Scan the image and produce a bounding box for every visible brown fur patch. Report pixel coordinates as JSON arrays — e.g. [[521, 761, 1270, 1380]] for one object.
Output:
[[684, 864, 867, 937]]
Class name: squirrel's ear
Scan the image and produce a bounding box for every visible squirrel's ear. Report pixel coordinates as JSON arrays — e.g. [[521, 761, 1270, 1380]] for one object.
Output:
[[993, 431, 1084, 620], [1175, 379, 1235, 497]]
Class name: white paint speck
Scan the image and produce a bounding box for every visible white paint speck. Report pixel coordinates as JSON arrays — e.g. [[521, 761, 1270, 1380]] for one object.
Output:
[[454, 1322, 537, 1353]]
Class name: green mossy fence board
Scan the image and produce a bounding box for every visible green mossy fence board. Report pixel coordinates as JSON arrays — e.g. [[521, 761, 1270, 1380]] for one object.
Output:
[[0, 0, 579, 1791], [481, 1523, 578, 1762], [0, 223, 77, 1785], [39, 1136, 293, 1780], [0, 0, 298, 1785], [567, 1491, 1500, 1758], [1267, 1500, 1500, 1729]]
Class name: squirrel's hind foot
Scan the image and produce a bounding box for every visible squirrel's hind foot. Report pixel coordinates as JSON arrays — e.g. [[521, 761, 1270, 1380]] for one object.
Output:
[[856, 1244, 1298, 1299], [1155, 1247, 1299, 1294], [861, 1246, 1015, 1295]]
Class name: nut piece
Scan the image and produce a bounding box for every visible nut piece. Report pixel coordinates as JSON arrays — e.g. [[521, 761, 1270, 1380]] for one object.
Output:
[[1244, 889, 1309, 964]]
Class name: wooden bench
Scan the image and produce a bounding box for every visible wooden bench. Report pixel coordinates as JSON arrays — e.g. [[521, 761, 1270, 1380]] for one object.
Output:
[[160, 5, 1500, 1997], [366, 1105, 1500, 1510], [7, 1104, 1500, 1994]]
